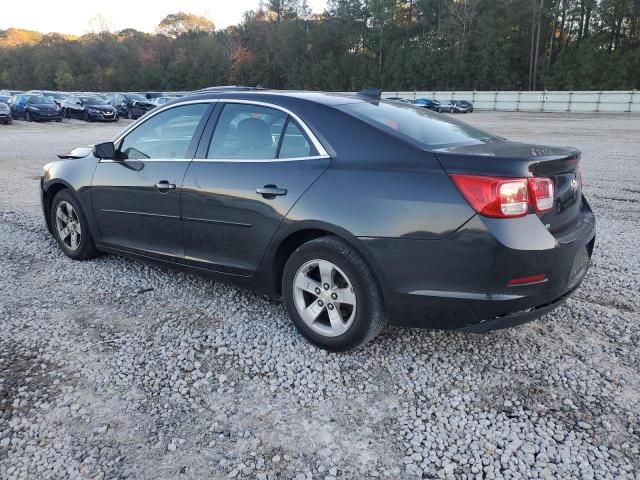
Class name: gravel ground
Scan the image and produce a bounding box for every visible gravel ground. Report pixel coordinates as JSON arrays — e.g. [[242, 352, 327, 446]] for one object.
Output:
[[0, 113, 638, 479]]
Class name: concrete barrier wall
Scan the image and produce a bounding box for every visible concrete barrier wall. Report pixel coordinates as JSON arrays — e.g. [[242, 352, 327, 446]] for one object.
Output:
[[380, 91, 640, 113]]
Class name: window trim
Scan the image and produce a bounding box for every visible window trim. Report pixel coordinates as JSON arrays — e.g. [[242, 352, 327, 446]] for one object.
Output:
[[109, 98, 330, 164]]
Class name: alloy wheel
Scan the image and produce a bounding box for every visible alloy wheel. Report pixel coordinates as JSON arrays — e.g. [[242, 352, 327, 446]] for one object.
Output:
[[292, 259, 357, 337], [55, 201, 82, 251]]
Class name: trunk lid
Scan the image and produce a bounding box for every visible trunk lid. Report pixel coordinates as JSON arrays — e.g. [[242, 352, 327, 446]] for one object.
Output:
[[434, 140, 582, 235]]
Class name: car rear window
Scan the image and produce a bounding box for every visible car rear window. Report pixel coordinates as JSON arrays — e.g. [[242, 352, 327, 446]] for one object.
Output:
[[339, 101, 499, 148]]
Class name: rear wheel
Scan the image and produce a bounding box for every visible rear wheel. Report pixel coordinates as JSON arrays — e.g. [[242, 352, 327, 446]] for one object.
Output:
[[50, 190, 99, 260], [282, 236, 386, 351]]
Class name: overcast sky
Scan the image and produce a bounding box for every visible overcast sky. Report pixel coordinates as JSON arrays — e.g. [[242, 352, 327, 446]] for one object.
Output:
[[1, 0, 328, 35]]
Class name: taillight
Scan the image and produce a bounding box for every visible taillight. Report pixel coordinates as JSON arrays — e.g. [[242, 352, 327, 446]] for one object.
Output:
[[450, 174, 555, 219], [528, 177, 554, 212]]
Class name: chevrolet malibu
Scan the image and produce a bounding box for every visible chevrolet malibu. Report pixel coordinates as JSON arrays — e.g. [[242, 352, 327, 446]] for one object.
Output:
[[40, 90, 596, 351]]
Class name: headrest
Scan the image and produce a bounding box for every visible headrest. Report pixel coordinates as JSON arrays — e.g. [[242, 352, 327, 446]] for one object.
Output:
[[237, 118, 272, 149]]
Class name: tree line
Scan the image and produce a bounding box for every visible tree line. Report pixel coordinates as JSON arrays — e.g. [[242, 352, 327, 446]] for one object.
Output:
[[0, 0, 638, 92]]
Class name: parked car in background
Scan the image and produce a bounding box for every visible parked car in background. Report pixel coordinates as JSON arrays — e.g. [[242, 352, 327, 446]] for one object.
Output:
[[151, 96, 177, 107], [0, 101, 12, 124], [0, 89, 23, 97], [440, 100, 469, 113], [26, 90, 68, 108], [414, 98, 441, 112], [143, 92, 164, 100], [456, 100, 474, 112], [385, 97, 412, 104], [62, 95, 119, 122], [10, 94, 61, 122], [105, 93, 155, 119], [40, 92, 595, 351]]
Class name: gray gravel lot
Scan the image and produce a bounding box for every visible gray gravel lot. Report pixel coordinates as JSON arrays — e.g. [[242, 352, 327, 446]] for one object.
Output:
[[0, 113, 638, 479]]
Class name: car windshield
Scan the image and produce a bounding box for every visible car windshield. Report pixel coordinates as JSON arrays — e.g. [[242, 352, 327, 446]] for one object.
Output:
[[127, 94, 147, 101], [81, 96, 108, 105], [44, 92, 66, 99], [340, 100, 500, 148], [26, 95, 53, 104]]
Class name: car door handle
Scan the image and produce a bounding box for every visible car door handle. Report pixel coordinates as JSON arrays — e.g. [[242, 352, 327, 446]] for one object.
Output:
[[155, 180, 176, 192], [256, 185, 287, 198]]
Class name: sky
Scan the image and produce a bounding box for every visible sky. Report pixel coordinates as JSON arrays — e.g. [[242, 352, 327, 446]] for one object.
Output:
[[0, 0, 328, 36]]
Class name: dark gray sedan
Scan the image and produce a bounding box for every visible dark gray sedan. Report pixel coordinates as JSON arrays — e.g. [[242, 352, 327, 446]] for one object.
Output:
[[40, 90, 595, 351]]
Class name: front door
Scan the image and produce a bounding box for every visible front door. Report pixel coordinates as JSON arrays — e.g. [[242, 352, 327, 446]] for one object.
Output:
[[91, 102, 211, 258], [181, 102, 330, 275]]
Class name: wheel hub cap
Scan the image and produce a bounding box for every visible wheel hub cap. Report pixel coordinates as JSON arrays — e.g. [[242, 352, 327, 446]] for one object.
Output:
[[292, 259, 357, 337], [55, 201, 82, 251]]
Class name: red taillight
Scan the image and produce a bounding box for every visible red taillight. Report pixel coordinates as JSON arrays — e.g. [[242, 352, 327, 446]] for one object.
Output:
[[450, 174, 555, 219], [449, 175, 529, 218], [508, 273, 547, 286], [528, 177, 554, 212]]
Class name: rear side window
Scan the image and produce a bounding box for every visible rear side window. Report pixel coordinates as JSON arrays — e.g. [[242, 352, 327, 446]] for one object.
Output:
[[340, 101, 499, 148], [279, 120, 313, 158], [207, 104, 287, 159], [119, 104, 208, 160]]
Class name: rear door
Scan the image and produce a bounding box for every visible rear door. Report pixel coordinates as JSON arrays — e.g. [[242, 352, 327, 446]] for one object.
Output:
[[180, 101, 331, 275], [91, 102, 212, 258]]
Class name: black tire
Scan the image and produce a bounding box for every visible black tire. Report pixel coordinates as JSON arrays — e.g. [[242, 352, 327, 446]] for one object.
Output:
[[282, 236, 386, 351], [50, 189, 99, 261]]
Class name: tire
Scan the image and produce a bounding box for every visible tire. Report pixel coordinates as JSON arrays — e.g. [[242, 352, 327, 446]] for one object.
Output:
[[282, 236, 386, 351], [50, 189, 99, 261], [26, 111, 31, 122], [83, 111, 90, 122]]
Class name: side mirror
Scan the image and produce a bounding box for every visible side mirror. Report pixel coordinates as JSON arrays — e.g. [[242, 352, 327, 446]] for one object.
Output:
[[93, 142, 116, 159]]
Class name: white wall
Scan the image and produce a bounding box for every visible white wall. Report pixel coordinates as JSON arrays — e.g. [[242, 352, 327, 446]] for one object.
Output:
[[380, 91, 640, 113]]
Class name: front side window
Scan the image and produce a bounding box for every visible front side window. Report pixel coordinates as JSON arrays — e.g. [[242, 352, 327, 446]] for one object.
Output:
[[208, 104, 287, 159], [118, 104, 208, 160]]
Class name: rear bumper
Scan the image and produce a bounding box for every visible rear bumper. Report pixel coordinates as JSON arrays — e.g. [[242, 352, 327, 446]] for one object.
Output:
[[360, 196, 596, 331], [460, 282, 576, 333]]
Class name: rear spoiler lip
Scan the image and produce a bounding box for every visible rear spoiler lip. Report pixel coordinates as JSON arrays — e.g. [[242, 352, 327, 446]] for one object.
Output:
[[433, 148, 581, 178]]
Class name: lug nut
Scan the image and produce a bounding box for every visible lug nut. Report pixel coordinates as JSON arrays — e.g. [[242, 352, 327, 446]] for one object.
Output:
[[315, 287, 321, 295], [317, 300, 324, 307], [331, 293, 338, 300], [323, 283, 330, 290], [327, 303, 334, 310]]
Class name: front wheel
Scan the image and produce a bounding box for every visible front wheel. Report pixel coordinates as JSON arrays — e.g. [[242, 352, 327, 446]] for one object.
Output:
[[282, 236, 386, 351], [50, 190, 99, 260]]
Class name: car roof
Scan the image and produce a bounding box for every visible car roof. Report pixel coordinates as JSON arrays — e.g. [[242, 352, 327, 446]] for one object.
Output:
[[183, 90, 366, 107]]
